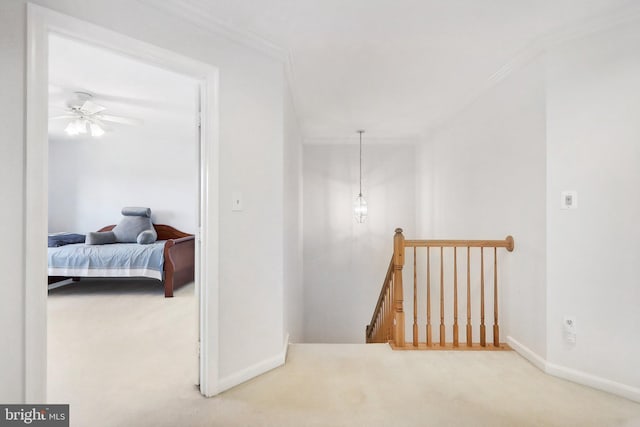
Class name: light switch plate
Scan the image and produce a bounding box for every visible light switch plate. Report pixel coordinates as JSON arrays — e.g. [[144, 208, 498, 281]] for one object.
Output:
[[561, 191, 578, 209], [232, 192, 243, 211]]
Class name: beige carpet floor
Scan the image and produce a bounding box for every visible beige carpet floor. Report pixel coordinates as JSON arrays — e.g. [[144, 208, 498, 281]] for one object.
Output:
[[48, 279, 640, 427]]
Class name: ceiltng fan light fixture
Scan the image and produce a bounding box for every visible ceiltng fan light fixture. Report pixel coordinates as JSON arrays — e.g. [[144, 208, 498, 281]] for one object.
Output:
[[89, 122, 105, 137], [64, 117, 104, 137], [64, 120, 81, 136], [52, 91, 141, 138], [354, 130, 368, 223]]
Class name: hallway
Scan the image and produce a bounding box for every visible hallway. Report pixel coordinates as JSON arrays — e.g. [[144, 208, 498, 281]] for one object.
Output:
[[48, 281, 640, 426]]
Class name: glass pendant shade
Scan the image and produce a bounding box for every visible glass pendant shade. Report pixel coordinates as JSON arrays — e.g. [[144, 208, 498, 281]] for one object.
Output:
[[354, 193, 368, 223], [75, 119, 88, 134], [64, 118, 105, 137], [64, 121, 79, 135], [89, 122, 105, 137], [65, 118, 87, 135]]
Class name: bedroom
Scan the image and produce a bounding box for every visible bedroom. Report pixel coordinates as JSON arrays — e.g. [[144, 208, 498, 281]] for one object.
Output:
[[46, 32, 201, 404]]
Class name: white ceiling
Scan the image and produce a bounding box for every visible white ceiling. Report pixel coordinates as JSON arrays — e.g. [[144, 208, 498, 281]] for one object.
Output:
[[148, 0, 636, 139], [48, 34, 199, 142]]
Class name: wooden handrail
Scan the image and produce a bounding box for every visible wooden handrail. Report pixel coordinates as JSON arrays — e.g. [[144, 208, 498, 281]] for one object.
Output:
[[404, 236, 514, 251], [366, 228, 515, 350]]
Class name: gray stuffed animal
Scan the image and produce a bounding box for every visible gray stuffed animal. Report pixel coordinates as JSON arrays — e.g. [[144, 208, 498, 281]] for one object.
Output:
[[86, 207, 157, 245]]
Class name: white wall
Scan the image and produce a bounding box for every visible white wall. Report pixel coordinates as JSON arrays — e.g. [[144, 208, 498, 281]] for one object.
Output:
[[1, 0, 288, 401], [418, 59, 547, 355], [216, 57, 284, 382], [546, 21, 640, 392], [418, 18, 640, 400], [48, 35, 199, 234], [283, 87, 303, 343], [0, 0, 27, 403], [303, 141, 416, 343]]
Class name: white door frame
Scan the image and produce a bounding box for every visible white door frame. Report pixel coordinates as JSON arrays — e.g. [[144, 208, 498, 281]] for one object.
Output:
[[25, 4, 220, 400]]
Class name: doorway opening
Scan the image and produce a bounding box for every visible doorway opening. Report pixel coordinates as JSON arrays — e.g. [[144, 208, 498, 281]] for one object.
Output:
[[46, 32, 200, 407], [25, 5, 220, 401]]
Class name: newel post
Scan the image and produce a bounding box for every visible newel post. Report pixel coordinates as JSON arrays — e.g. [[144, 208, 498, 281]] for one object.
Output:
[[393, 228, 406, 347]]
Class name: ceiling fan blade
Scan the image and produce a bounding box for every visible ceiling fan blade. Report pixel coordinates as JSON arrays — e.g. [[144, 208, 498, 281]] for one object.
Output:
[[80, 100, 106, 115], [96, 114, 143, 126], [49, 114, 78, 121]]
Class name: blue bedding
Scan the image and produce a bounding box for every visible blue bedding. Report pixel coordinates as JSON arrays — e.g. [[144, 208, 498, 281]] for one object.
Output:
[[48, 233, 86, 247], [48, 241, 166, 281]]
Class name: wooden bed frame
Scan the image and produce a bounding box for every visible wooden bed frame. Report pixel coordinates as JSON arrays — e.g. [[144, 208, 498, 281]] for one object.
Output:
[[48, 224, 195, 298]]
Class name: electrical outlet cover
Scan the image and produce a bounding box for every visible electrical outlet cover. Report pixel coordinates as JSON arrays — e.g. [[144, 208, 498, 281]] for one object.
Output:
[[563, 315, 576, 344], [563, 315, 576, 333]]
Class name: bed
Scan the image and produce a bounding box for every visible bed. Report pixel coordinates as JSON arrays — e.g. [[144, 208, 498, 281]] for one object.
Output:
[[48, 224, 195, 297]]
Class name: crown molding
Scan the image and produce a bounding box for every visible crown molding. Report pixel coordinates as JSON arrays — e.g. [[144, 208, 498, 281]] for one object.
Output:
[[304, 135, 421, 146], [137, 0, 305, 132], [545, 2, 640, 48], [138, 0, 640, 141], [490, 1, 640, 85], [428, 2, 640, 136], [283, 50, 304, 134], [138, 0, 287, 61]]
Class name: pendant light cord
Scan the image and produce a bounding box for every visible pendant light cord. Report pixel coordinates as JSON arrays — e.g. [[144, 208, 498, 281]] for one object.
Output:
[[358, 130, 364, 196]]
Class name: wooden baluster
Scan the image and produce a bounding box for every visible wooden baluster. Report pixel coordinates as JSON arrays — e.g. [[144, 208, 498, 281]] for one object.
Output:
[[388, 277, 394, 342], [393, 229, 406, 347], [426, 247, 432, 347], [373, 318, 377, 342], [384, 286, 387, 342], [385, 283, 389, 341], [378, 296, 381, 342], [493, 247, 499, 347], [440, 246, 445, 346], [384, 282, 393, 342], [376, 300, 380, 341], [413, 247, 418, 347], [383, 281, 387, 340], [387, 280, 390, 341], [480, 247, 486, 347], [376, 293, 380, 341], [370, 303, 376, 339], [453, 247, 459, 347], [378, 291, 383, 342], [466, 246, 472, 346]]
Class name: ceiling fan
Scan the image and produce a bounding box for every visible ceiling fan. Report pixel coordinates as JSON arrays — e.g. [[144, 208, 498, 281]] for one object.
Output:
[[50, 91, 142, 137]]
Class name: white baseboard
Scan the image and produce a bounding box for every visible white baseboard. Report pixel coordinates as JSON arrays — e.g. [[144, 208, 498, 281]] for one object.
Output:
[[546, 361, 640, 403], [217, 333, 289, 393], [507, 336, 547, 371], [507, 336, 640, 403], [283, 332, 291, 361]]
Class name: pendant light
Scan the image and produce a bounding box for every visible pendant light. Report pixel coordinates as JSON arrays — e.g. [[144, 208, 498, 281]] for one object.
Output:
[[354, 130, 368, 223]]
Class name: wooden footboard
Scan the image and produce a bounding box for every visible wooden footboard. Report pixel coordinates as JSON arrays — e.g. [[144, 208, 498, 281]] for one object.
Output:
[[163, 236, 195, 297], [153, 224, 195, 297]]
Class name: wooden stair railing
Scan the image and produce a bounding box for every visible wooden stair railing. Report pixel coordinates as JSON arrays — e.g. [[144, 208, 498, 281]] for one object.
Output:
[[365, 255, 394, 343], [366, 228, 515, 350]]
